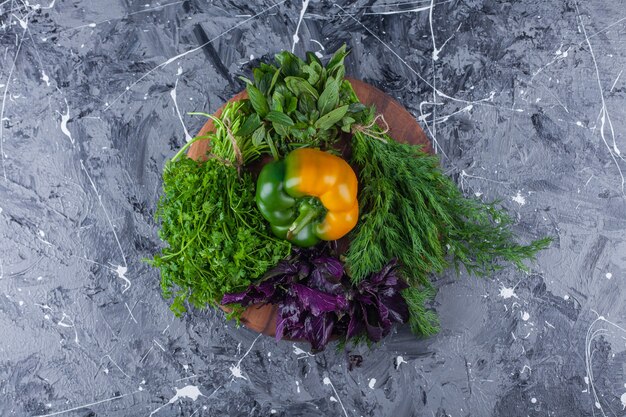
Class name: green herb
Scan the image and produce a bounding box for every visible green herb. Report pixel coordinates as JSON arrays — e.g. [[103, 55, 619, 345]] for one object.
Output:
[[344, 85, 552, 287], [151, 101, 291, 316], [239, 45, 357, 156], [402, 287, 440, 337], [347, 129, 551, 285]]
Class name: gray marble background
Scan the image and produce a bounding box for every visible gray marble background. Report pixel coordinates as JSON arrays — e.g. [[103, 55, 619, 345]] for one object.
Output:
[[1, 0, 625, 416]]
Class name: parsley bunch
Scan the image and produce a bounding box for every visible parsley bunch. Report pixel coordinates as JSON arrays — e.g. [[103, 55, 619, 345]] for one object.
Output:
[[152, 102, 291, 316]]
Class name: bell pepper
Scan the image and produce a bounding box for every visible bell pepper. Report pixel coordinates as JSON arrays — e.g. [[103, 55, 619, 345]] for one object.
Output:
[[256, 148, 359, 247]]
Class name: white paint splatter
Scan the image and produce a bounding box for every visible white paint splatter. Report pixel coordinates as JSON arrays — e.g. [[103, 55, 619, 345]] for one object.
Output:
[[531, 397, 537, 404], [512, 191, 526, 206], [293, 346, 308, 356], [170, 79, 193, 143], [57, 314, 73, 327], [364, 4, 433, 15], [291, 0, 310, 52], [605, 272, 612, 279], [229, 334, 261, 380], [576, 4, 626, 196], [295, 380, 300, 393], [330, 396, 337, 402], [12, 14, 28, 29], [521, 311, 530, 321], [499, 286, 519, 299], [33, 390, 140, 417], [40, 70, 50, 86], [564, 294, 570, 300], [113, 264, 130, 293], [323, 377, 348, 417], [585, 314, 626, 416], [293, 344, 314, 358], [125, 302, 138, 324], [311, 39, 325, 56], [395, 356, 407, 369], [368, 378, 376, 389], [57, 313, 79, 345], [60, 99, 73, 145], [621, 393, 626, 410], [148, 385, 206, 417]]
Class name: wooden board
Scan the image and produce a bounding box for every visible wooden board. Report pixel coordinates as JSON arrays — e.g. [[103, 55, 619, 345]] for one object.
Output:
[[187, 78, 431, 337]]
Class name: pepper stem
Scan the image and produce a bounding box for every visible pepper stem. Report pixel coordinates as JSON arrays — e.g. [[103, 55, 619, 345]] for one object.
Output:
[[287, 202, 323, 239]]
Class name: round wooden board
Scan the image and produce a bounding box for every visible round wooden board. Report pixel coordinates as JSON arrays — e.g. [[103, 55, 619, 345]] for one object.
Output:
[[187, 78, 431, 337]]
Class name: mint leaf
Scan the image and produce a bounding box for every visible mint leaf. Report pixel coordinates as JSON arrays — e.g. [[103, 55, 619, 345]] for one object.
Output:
[[247, 84, 269, 117], [285, 76, 319, 99], [269, 68, 281, 93], [238, 75, 253, 86], [298, 93, 317, 115], [266, 111, 295, 126], [286, 96, 298, 114], [276, 51, 304, 77], [252, 125, 266, 146], [237, 113, 262, 137], [314, 104, 349, 130], [326, 44, 348, 72], [303, 62, 322, 86], [271, 91, 284, 112], [317, 77, 339, 116]]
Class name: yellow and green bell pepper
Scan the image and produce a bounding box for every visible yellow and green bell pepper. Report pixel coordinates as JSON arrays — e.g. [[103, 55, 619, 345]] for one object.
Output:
[[256, 148, 359, 247]]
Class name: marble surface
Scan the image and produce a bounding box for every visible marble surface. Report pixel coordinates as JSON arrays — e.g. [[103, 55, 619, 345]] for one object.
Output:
[[1, 0, 625, 416]]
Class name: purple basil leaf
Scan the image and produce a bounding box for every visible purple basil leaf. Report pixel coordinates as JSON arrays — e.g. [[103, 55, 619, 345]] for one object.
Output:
[[344, 259, 412, 342], [221, 277, 280, 306], [308, 256, 345, 294], [308, 270, 343, 294], [221, 291, 249, 306], [361, 258, 399, 289], [263, 261, 302, 282], [312, 256, 344, 279], [379, 292, 410, 324], [304, 314, 335, 351], [291, 283, 348, 316], [365, 320, 384, 342], [276, 295, 303, 341], [347, 304, 365, 339]]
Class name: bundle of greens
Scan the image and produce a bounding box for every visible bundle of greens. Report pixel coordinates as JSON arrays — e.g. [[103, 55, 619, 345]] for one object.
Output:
[[151, 102, 291, 316], [347, 129, 551, 285], [222, 248, 412, 351], [238, 45, 362, 157]]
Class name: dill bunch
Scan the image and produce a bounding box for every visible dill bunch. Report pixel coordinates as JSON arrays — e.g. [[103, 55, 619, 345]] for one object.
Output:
[[346, 128, 552, 288]]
